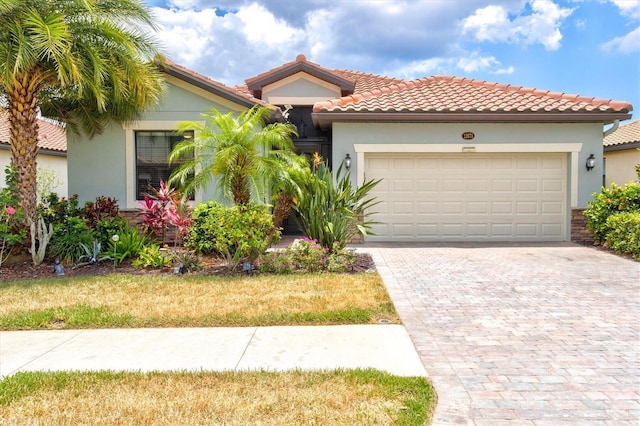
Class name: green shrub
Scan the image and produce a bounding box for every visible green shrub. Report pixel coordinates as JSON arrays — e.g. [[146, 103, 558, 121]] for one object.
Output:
[[171, 250, 203, 273], [94, 216, 130, 248], [49, 217, 95, 263], [39, 193, 83, 227], [133, 244, 172, 269], [584, 182, 640, 243], [185, 202, 279, 269], [605, 212, 640, 259], [83, 196, 120, 230], [258, 238, 355, 274], [1, 165, 26, 267]]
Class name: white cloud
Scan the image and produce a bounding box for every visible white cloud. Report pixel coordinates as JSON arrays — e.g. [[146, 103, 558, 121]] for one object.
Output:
[[463, 0, 575, 50], [608, 0, 640, 19], [601, 26, 640, 54], [491, 65, 516, 75], [236, 3, 301, 45], [391, 58, 452, 79], [457, 53, 500, 72]]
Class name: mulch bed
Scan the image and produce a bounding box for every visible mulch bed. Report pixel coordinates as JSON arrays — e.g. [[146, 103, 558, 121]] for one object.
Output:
[[0, 251, 376, 282]]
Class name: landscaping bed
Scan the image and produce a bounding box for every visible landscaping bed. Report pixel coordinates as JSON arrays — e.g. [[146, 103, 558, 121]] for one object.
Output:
[[0, 251, 376, 283]]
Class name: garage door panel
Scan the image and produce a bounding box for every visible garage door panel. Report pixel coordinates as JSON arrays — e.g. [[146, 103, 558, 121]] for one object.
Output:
[[442, 179, 464, 191], [417, 179, 438, 192], [517, 180, 538, 192], [492, 179, 514, 191], [541, 202, 563, 214], [517, 157, 539, 169], [468, 179, 489, 191], [391, 223, 415, 237], [393, 179, 414, 192], [542, 179, 563, 192], [517, 202, 538, 214], [516, 223, 538, 237], [417, 202, 438, 214], [365, 153, 567, 242], [392, 202, 414, 215], [467, 202, 489, 214], [491, 202, 513, 214]]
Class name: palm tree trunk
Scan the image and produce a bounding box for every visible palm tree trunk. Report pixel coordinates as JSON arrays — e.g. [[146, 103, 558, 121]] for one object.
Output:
[[8, 74, 40, 225], [272, 191, 293, 229], [232, 176, 251, 205]]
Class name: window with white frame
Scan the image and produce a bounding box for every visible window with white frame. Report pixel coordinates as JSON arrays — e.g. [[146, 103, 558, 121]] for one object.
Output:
[[135, 130, 193, 199]]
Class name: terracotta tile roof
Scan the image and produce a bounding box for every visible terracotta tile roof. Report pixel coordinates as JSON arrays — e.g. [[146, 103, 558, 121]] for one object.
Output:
[[157, 57, 266, 107], [0, 110, 67, 153], [245, 54, 356, 97], [313, 75, 633, 115], [604, 120, 640, 147], [332, 69, 405, 95]]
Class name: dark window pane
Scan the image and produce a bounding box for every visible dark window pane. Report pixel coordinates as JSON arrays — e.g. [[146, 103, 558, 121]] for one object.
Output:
[[135, 130, 193, 199]]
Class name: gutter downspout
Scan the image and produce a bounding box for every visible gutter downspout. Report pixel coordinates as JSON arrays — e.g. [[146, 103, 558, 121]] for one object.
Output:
[[604, 119, 620, 137]]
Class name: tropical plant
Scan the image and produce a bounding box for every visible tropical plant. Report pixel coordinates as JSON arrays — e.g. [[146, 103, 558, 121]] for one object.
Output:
[[294, 160, 381, 252], [103, 227, 149, 267], [94, 216, 130, 248], [39, 194, 83, 227], [168, 106, 300, 206], [49, 217, 95, 263], [73, 240, 112, 269], [185, 201, 279, 269], [132, 244, 171, 269], [83, 196, 120, 230], [29, 215, 53, 267], [0, 165, 26, 268], [270, 155, 310, 230], [138, 180, 191, 245], [171, 250, 203, 273], [0, 0, 164, 225]]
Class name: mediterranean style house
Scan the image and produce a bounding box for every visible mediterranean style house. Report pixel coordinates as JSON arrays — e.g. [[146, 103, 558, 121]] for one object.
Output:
[[603, 120, 639, 187], [0, 111, 67, 198], [67, 54, 633, 243]]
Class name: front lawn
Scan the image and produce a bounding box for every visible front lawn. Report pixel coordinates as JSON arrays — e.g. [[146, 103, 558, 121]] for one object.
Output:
[[0, 273, 398, 330], [0, 369, 436, 425]]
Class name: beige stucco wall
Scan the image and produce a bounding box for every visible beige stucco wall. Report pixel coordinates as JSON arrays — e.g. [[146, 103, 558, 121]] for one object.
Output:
[[0, 149, 67, 198], [604, 148, 640, 186]]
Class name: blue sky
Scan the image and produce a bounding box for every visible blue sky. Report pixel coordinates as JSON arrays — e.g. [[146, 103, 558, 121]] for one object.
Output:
[[145, 0, 639, 122]]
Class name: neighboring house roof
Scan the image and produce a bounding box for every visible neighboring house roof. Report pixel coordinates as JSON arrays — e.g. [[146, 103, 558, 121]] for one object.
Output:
[[604, 120, 640, 152], [0, 110, 67, 154]]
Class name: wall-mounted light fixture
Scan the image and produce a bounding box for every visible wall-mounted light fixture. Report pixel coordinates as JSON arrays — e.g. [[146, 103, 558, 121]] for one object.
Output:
[[345, 153, 352, 170], [586, 154, 596, 171]]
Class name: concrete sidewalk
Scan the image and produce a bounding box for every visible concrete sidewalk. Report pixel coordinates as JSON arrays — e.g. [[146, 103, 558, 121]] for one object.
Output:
[[0, 324, 427, 379]]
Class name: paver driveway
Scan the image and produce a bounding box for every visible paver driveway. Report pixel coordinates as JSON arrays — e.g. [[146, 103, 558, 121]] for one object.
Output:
[[361, 243, 639, 425]]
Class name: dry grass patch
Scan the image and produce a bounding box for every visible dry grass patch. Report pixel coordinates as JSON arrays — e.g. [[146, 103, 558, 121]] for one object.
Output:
[[0, 370, 436, 425], [0, 273, 398, 329]]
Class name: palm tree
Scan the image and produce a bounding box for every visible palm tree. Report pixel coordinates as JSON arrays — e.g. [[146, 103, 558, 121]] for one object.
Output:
[[0, 0, 164, 224], [169, 106, 301, 207]]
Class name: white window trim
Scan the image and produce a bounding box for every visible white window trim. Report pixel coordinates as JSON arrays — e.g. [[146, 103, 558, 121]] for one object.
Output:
[[353, 143, 583, 208], [124, 120, 204, 208]]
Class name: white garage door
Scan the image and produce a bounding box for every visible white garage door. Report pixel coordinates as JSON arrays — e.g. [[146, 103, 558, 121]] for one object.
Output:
[[365, 153, 567, 242]]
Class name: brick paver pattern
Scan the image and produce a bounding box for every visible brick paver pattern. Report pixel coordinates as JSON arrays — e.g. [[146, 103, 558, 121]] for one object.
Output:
[[362, 243, 639, 425]]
